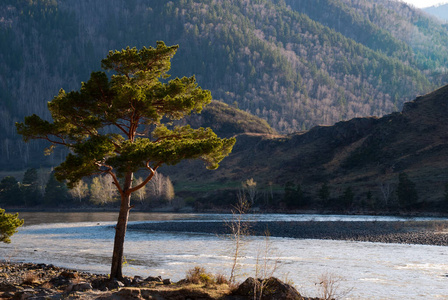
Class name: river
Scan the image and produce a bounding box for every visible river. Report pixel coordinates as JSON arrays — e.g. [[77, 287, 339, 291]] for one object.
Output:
[[0, 212, 447, 299]]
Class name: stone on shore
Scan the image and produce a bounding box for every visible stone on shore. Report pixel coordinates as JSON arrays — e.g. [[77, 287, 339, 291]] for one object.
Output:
[[1, 262, 326, 299], [232, 277, 303, 300]]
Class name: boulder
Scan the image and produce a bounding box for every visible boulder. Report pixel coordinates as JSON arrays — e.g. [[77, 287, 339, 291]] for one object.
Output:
[[60, 271, 78, 279], [132, 276, 145, 286], [232, 277, 302, 300], [71, 282, 93, 292], [11, 288, 35, 300], [49, 276, 71, 287], [91, 278, 125, 291], [114, 288, 143, 300], [145, 275, 163, 282]]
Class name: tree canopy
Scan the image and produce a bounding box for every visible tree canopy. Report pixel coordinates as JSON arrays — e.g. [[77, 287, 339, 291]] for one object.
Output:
[[16, 41, 235, 279], [17, 42, 235, 189], [0, 208, 24, 243]]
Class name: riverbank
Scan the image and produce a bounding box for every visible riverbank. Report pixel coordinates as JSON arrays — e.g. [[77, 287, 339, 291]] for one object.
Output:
[[129, 220, 448, 246], [0, 262, 320, 299]]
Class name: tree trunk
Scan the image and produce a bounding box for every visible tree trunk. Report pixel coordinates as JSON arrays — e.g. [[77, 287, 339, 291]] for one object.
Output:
[[110, 172, 133, 280]]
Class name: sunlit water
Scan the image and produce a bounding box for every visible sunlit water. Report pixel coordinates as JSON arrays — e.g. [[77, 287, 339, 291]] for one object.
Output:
[[1, 212, 447, 299]]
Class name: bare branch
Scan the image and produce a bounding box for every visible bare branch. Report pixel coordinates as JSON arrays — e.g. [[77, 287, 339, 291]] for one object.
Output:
[[113, 121, 131, 137], [128, 161, 162, 193], [95, 162, 124, 196]]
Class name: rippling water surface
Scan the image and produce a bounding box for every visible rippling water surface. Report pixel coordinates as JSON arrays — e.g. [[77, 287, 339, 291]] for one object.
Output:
[[1, 212, 447, 299]]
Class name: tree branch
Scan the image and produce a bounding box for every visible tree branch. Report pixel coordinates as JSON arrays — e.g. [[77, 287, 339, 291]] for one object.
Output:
[[113, 121, 131, 137], [96, 163, 124, 197], [128, 161, 162, 193], [37, 134, 71, 147]]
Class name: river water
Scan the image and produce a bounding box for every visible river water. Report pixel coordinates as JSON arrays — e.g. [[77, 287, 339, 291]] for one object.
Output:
[[0, 212, 447, 299]]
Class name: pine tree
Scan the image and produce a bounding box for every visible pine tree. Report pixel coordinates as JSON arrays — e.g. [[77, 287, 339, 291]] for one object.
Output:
[[16, 42, 235, 280], [318, 182, 330, 205], [22, 168, 41, 206], [396, 173, 418, 209], [0, 208, 24, 243], [340, 187, 354, 209], [0, 176, 22, 206], [44, 172, 68, 206]]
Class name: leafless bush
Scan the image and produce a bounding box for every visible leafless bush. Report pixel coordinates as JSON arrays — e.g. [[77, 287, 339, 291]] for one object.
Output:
[[242, 178, 257, 205], [186, 266, 214, 285], [226, 193, 250, 284], [253, 230, 280, 300], [215, 273, 230, 285], [430, 221, 448, 232], [315, 272, 352, 300]]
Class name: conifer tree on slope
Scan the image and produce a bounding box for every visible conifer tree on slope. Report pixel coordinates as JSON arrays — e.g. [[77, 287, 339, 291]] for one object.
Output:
[[16, 42, 236, 280]]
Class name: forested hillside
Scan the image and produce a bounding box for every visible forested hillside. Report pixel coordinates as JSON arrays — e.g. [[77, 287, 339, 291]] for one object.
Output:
[[1, 0, 447, 170], [181, 84, 448, 211]]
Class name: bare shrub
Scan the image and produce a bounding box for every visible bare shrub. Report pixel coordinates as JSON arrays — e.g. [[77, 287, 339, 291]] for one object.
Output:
[[22, 272, 39, 285], [226, 193, 250, 284], [242, 178, 257, 205], [215, 273, 230, 285], [253, 231, 280, 300], [431, 221, 448, 232], [315, 272, 352, 300], [68, 179, 89, 202], [186, 266, 214, 285], [90, 174, 118, 205]]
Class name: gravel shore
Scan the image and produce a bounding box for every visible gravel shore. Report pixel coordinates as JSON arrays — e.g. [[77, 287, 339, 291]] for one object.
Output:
[[0, 262, 318, 299], [128, 220, 448, 246]]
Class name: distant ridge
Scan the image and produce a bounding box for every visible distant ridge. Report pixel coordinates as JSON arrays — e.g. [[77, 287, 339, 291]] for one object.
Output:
[[424, 3, 448, 21], [173, 84, 448, 209]]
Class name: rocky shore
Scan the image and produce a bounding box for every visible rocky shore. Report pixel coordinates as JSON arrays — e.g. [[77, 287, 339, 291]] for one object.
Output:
[[129, 220, 448, 246], [0, 262, 320, 299]]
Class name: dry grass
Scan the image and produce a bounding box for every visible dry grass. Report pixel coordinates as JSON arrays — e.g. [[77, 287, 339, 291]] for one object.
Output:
[[215, 273, 230, 285], [185, 266, 231, 287], [185, 266, 214, 285], [22, 272, 40, 285], [141, 283, 232, 299]]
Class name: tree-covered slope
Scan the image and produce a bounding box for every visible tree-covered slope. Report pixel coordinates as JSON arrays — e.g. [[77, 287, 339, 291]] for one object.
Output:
[[0, 0, 446, 170], [285, 0, 448, 75]]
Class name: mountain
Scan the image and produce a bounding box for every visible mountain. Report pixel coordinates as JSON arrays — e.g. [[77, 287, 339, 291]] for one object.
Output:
[[424, 3, 448, 21], [174, 84, 448, 210], [1, 0, 448, 171]]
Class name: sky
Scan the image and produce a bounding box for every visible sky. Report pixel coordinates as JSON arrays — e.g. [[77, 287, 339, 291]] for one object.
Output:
[[401, 0, 447, 8]]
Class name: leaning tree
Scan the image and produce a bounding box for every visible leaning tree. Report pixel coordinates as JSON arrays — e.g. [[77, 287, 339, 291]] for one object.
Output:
[[16, 42, 236, 280]]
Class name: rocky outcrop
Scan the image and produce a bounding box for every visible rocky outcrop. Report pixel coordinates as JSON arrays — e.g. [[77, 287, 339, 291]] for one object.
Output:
[[232, 277, 303, 300]]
